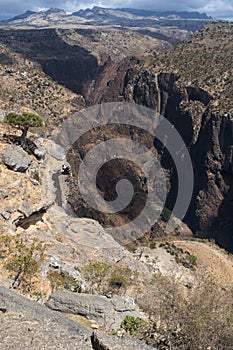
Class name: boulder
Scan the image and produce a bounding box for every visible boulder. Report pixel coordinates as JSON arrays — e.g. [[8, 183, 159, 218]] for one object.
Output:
[[46, 292, 142, 330], [33, 147, 46, 160], [3, 145, 32, 172]]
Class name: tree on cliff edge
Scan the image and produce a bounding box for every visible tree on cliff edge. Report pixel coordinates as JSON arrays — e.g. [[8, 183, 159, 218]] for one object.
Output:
[[5, 111, 43, 147]]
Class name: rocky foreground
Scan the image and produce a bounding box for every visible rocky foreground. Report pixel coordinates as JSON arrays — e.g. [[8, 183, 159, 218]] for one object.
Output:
[[0, 285, 155, 349]]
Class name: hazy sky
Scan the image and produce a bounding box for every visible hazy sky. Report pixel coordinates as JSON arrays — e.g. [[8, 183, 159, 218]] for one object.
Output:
[[0, 0, 232, 20]]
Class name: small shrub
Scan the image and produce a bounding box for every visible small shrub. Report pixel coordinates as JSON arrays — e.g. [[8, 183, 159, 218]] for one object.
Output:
[[121, 315, 145, 335], [84, 261, 133, 293], [186, 254, 197, 266], [84, 261, 110, 284], [33, 172, 41, 184], [149, 241, 156, 249], [47, 270, 80, 292], [109, 266, 131, 289], [161, 208, 172, 222], [2, 235, 45, 293]]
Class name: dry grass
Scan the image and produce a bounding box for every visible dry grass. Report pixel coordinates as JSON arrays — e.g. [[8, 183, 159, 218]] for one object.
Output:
[[136, 274, 233, 349]]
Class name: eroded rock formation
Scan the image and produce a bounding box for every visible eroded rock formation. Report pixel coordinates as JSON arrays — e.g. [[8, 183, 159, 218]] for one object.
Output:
[[74, 61, 233, 252]]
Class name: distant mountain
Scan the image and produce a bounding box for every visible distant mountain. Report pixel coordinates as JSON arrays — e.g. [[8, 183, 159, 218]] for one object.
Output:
[[7, 10, 36, 21], [115, 8, 212, 19], [73, 6, 212, 20], [0, 6, 213, 33], [43, 8, 66, 15]]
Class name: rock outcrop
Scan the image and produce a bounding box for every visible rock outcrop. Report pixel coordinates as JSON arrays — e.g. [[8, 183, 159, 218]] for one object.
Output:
[[0, 285, 154, 350], [3, 145, 32, 172], [46, 292, 142, 330], [0, 285, 93, 349]]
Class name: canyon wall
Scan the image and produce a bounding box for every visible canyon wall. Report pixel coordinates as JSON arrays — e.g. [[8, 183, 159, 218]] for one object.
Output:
[[87, 64, 233, 252]]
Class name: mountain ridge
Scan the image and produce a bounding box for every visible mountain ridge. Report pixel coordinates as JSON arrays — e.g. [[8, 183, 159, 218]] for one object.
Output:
[[5, 6, 213, 22], [0, 6, 213, 34], [72, 6, 212, 20]]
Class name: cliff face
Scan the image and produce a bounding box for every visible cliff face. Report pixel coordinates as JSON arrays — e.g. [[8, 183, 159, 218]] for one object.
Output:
[[87, 64, 233, 252], [191, 110, 233, 250]]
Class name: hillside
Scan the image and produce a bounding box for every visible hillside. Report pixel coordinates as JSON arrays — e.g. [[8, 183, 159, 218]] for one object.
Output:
[[147, 21, 233, 112], [0, 37, 84, 129]]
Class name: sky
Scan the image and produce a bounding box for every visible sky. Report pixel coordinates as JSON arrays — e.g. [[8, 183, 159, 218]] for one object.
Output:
[[0, 0, 232, 21]]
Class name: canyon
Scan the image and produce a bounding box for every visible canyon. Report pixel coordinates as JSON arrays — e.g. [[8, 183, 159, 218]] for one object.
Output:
[[0, 21, 232, 252]]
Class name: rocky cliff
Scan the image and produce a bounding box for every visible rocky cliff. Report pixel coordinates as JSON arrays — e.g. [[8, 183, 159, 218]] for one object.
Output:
[[86, 67, 233, 252], [83, 22, 233, 252]]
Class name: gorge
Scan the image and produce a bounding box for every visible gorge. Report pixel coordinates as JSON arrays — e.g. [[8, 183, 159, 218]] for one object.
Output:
[[0, 21, 232, 252]]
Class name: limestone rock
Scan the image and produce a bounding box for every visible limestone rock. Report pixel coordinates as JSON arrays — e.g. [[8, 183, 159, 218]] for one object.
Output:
[[46, 292, 142, 329], [3, 145, 32, 172], [33, 147, 46, 159], [0, 285, 93, 349]]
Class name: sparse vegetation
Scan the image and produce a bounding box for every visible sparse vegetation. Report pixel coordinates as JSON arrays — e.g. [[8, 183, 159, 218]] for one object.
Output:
[[0, 234, 45, 293], [84, 261, 134, 293], [159, 241, 197, 269], [47, 270, 80, 292], [148, 22, 233, 112], [136, 275, 233, 349], [84, 261, 110, 286]]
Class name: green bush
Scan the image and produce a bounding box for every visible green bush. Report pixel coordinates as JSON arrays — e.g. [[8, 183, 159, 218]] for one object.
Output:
[[121, 315, 145, 335], [186, 254, 197, 266], [161, 208, 172, 222]]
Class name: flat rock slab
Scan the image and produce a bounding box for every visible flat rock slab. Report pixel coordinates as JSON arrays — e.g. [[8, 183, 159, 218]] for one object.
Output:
[[2, 145, 32, 172], [0, 285, 92, 349], [46, 291, 142, 329]]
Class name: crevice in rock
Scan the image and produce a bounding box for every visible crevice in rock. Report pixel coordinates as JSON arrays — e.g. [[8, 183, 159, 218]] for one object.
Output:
[[16, 208, 46, 229], [91, 332, 109, 350]]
